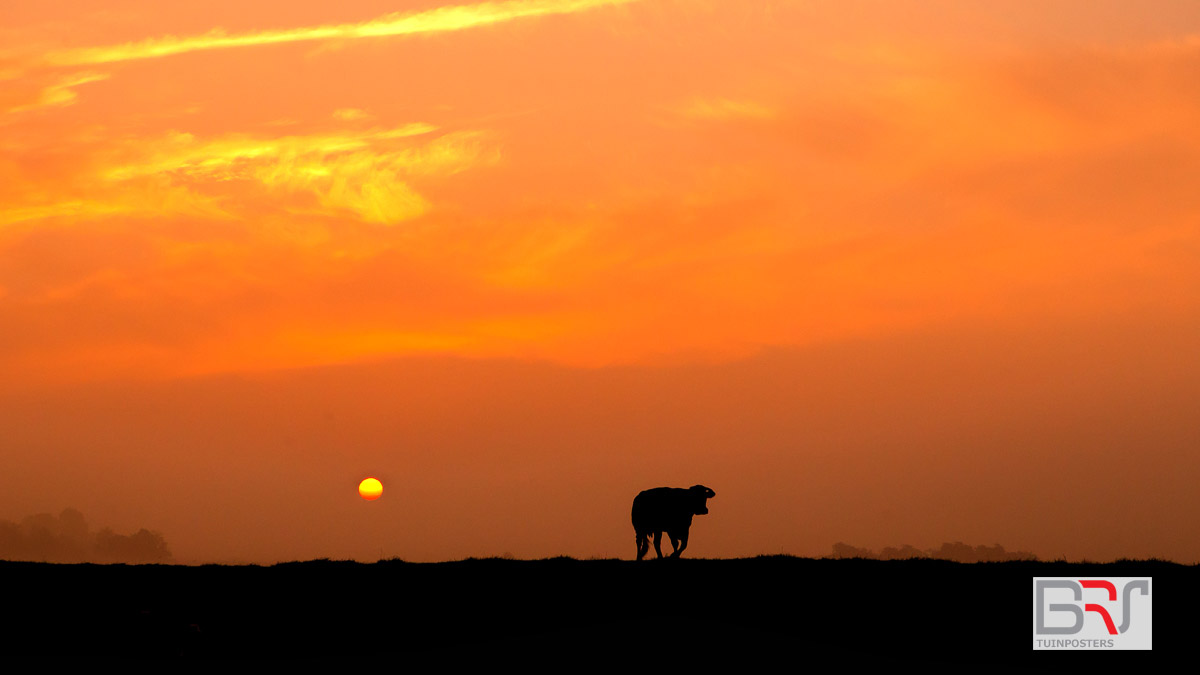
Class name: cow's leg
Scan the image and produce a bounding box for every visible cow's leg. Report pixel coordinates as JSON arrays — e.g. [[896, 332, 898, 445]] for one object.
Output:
[[669, 535, 680, 556], [653, 531, 664, 559], [636, 532, 648, 560], [673, 531, 689, 558]]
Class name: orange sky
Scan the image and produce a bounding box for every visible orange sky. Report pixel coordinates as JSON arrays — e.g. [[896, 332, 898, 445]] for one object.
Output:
[[2, 1, 1199, 563]]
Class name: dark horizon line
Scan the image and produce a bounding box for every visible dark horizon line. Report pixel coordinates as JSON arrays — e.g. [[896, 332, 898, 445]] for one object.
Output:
[[2, 554, 1195, 567]]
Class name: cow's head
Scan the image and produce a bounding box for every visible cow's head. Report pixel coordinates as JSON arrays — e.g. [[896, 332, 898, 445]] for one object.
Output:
[[689, 484, 716, 515]]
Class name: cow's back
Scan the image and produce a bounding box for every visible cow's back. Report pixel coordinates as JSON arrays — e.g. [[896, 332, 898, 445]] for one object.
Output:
[[631, 487, 687, 532]]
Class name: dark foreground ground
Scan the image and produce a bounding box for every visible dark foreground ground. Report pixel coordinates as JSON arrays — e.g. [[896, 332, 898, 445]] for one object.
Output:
[[1, 556, 1188, 664]]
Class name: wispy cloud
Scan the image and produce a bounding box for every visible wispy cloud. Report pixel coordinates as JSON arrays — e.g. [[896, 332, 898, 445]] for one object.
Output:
[[102, 123, 438, 180], [45, 0, 638, 67], [0, 187, 228, 229], [0, 123, 498, 228], [5, 72, 108, 114]]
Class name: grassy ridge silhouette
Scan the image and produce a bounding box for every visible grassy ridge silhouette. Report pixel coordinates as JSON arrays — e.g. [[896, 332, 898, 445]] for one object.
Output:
[[0, 556, 1190, 662]]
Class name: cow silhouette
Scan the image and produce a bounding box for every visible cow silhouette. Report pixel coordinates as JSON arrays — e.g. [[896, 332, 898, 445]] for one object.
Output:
[[631, 485, 716, 560]]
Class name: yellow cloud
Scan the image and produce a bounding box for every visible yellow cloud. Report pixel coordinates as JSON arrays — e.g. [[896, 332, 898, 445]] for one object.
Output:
[[0, 185, 228, 229], [0, 121, 497, 230], [258, 131, 499, 223], [0, 201, 100, 226], [6, 72, 108, 114], [102, 124, 498, 224], [104, 123, 437, 181], [45, 0, 638, 67]]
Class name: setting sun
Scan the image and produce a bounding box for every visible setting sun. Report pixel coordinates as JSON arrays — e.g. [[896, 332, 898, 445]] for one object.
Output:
[[358, 478, 383, 501]]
